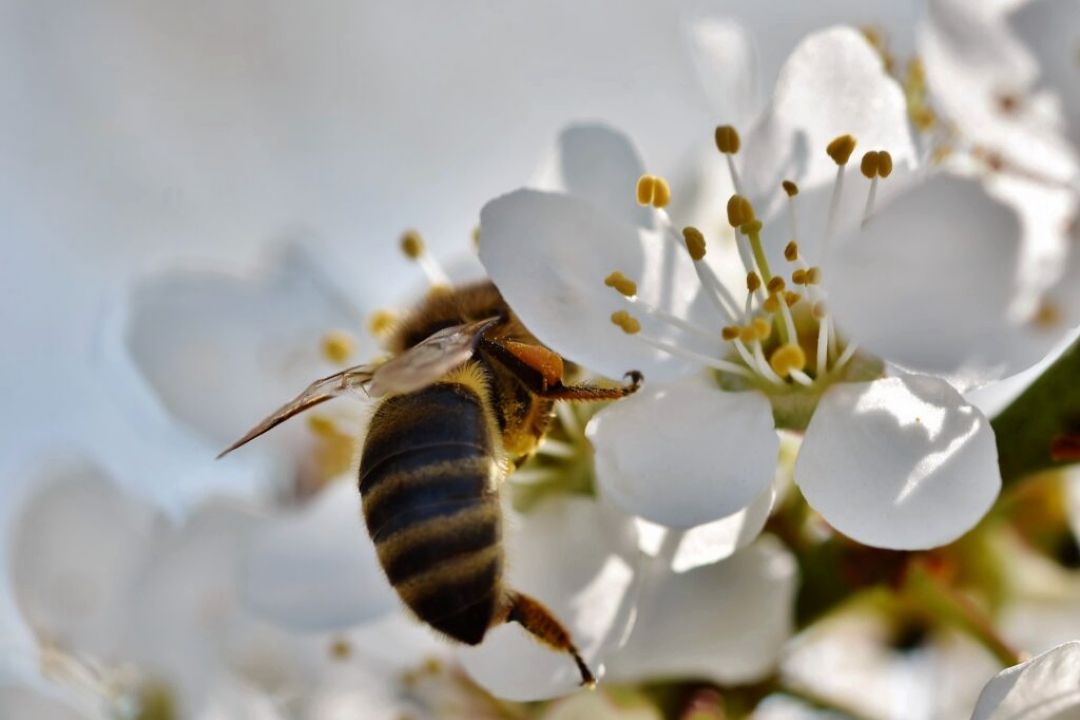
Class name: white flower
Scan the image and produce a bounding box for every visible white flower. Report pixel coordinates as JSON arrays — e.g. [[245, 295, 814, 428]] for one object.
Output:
[[479, 26, 1049, 551], [971, 641, 1080, 720]]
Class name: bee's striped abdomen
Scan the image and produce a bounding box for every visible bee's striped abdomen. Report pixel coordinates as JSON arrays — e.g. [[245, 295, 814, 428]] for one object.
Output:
[[358, 382, 503, 645]]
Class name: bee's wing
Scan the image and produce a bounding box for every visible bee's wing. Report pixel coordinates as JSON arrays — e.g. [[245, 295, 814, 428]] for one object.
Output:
[[367, 315, 501, 396], [217, 316, 500, 459], [216, 363, 378, 459]]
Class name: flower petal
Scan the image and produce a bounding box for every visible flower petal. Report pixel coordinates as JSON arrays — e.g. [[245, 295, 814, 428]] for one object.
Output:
[[741, 26, 915, 220], [458, 496, 639, 701], [479, 189, 720, 381], [606, 536, 797, 685], [972, 642, 1080, 720], [796, 374, 1000, 550], [0, 686, 88, 720], [10, 460, 164, 661], [238, 480, 397, 631], [588, 375, 778, 528], [533, 124, 654, 229], [1011, 0, 1080, 150], [828, 174, 1054, 388], [125, 243, 364, 446]]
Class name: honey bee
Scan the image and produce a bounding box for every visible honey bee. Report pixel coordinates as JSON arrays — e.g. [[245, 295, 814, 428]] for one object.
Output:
[[219, 281, 642, 686]]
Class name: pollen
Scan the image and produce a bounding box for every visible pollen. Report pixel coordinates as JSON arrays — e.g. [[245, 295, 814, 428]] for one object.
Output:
[[767, 276, 786, 295], [715, 125, 741, 154], [604, 271, 638, 297], [770, 343, 807, 377], [747, 271, 762, 293], [722, 325, 741, 341], [727, 194, 756, 227], [682, 226, 707, 260], [321, 330, 355, 364], [782, 180, 799, 197], [368, 309, 397, 337], [751, 317, 772, 341], [611, 310, 641, 334], [636, 174, 671, 208], [400, 230, 425, 259], [784, 241, 799, 261], [826, 134, 857, 165]]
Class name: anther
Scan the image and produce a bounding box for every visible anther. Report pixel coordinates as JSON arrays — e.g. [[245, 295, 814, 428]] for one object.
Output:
[[860, 151, 881, 179], [746, 272, 762, 293], [635, 174, 671, 208], [321, 331, 355, 365], [739, 325, 758, 344], [763, 295, 780, 313], [782, 180, 799, 197], [792, 268, 808, 285], [767, 277, 786, 295], [604, 271, 638, 298], [751, 317, 772, 341], [472, 226, 481, 248], [784, 241, 799, 262], [769, 343, 807, 377], [784, 291, 801, 307], [636, 175, 654, 206], [682, 227, 707, 260], [827, 134, 857, 165], [727, 195, 756, 228], [308, 414, 339, 438], [722, 326, 741, 341], [610, 310, 641, 335], [400, 230, 425, 259], [368, 310, 397, 337], [806, 267, 822, 285], [715, 125, 741, 154], [877, 151, 893, 178], [740, 219, 763, 235]]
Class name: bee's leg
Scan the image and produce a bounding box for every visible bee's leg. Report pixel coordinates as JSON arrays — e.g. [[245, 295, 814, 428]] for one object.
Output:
[[498, 591, 596, 688], [479, 338, 642, 401]]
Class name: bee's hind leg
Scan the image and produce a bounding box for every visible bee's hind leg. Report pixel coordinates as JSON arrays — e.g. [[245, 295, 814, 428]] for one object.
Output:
[[498, 591, 596, 688]]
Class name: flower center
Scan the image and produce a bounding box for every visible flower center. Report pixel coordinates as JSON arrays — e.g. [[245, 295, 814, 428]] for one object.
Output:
[[607, 125, 890, 429]]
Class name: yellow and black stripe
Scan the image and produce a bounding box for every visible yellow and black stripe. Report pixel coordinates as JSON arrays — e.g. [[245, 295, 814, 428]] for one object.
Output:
[[358, 379, 504, 645]]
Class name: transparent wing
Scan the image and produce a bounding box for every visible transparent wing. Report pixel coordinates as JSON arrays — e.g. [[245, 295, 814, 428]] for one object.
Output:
[[217, 316, 500, 459], [367, 316, 500, 396], [216, 363, 378, 459]]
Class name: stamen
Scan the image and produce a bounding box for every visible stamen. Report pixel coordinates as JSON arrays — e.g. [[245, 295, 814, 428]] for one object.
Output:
[[782, 180, 799, 197], [631, 329, 755, 378], [611, 310, 642, 335], [792, 268, 808, 285], [682, 226, 707, 261], [750, 340, 785, 384], [824, 134, 857, 258], [368, 309, 398, 338], [726, 195, 756, 227], [790, 369, 814, 386], [860, 150, 892, 226], [658, 218, 740, 321], [400, 230, 451, 288], [636, 174, 672, 208], [716, 125, 745, 196], [835, 340, 859, 369], [607, 276, 720, 343], [321, 330, 355, 365], [784, 241, 799, 262], [604, 271, 638, 297], [769, 343, 807, 378], [722, 326, 741, 341], [783, 180, 801, 252], [816, 314, 829, 376]]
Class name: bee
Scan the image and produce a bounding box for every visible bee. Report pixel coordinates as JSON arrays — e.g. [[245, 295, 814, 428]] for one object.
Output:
[[219, 281, 642, 686]]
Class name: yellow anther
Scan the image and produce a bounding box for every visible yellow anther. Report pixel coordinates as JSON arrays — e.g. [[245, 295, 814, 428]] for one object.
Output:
[[763, 295, 781, 313], [307, 414, 338, 438], [746, 272, 762, 293], [329, 638, 352, 661], [877, 151, 893, 178], [682, 226, 707, 260], [727, 194, 756, 227], [785, 291, 801, 307], [636, 175, 655, 206], [740, 219, 763, 235], [784, 241, 799, 262], [792, 268, 808, 285], [912, 106, 937, 132], [400, 230, 425, 259], [782, 180, 799, 197], [635, 174, 671, 208], [751, 317, 772, 341], [826, 134, 857, 165], [715, 125, 741, 154], [806, 266, 822, 285], [604, 271, 638, 297], [739, 325, 758, 343], [812, 301, 828, 320], [321, 330, 355, 365], [722, 326, 741, 341], [368, 309, 397, 337], [610, 310, 641, 335], [860, 151, 881, 179], [472, 226, 481, 248], [767, 276, 786, 295], [769, 343, 807, 377]]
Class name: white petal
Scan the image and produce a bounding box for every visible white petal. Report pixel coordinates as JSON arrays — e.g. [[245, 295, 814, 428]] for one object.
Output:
[[458, 496, 639, 702], [796, 375, 1000, 550], [125, 243, 364, 446], [1012, 0, 1080, 150], [828, 174, 1050, 388], [479, 189, 722, 381], [238, 480, 397, 631], [741, 27, 915, 220], [634, 478, 775, 572], [0, 686, 89, 720], [606, 536, 797, 685], [540, 690, 662, 720], [973, 642, 1080, 720], [533, 124, 653, 229], [588, 375, 778, 529], [10, 460, 164, 660]]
